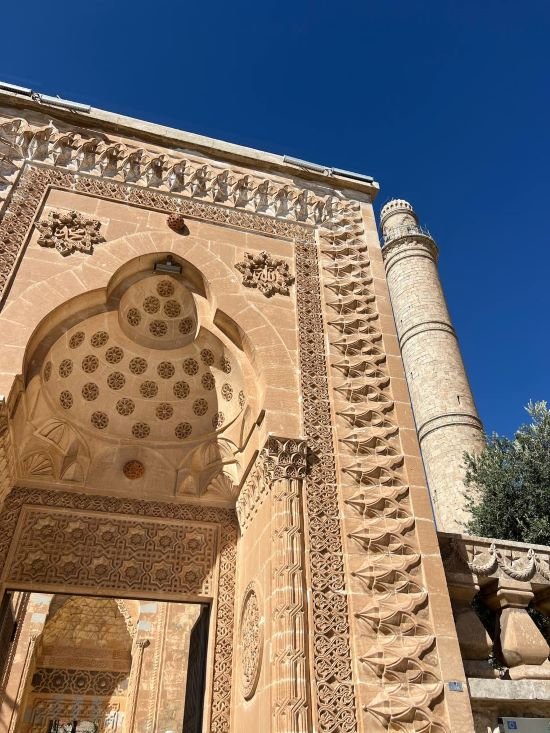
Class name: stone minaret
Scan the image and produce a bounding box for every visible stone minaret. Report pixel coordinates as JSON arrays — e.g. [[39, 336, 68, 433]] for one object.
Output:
[[380, 199, 485, 531]]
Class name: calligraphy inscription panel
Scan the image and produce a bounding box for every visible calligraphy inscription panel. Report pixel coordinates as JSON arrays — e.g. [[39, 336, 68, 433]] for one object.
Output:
[[4, 506, 218, 596]]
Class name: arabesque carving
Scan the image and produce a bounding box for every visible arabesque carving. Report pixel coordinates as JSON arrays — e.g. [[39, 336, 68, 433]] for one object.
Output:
[[239, 582, 263, 700], [235, 251, 294, 297], [0, 487, 237, 733], [31, 668, 128, 696], [36, 209, 105, 256]]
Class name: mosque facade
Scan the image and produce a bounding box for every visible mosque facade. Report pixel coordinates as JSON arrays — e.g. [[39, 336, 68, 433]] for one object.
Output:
[[0, 88, 548, 733]]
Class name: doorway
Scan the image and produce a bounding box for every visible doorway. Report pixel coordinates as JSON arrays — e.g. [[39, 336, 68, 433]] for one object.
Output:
[[0, 592, 209, 733]]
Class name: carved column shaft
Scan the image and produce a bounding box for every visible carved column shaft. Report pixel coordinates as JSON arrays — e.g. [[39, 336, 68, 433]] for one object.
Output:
[[272, 476, 309, 733], [125, 639, 150, 733], [266, 438, 310, 733]]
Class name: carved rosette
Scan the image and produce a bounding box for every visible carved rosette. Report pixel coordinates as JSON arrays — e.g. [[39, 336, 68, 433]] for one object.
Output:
[[235, 251, 295, 297], [36, 209, 105, 256], [239, 582, 263, 700]]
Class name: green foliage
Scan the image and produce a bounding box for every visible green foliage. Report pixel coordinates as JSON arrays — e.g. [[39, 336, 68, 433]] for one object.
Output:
[[465, 401, 550, 546]]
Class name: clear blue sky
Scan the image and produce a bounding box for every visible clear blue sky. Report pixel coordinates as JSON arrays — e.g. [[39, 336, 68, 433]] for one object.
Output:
[[2, 0, 549, 436]]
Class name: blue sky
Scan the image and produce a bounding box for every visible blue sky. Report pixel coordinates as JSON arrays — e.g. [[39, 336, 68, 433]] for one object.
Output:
[[2, 0, 549, 436]]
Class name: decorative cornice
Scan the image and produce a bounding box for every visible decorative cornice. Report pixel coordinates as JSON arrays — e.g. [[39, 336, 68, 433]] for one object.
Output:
[[0, 116, 357, 226]]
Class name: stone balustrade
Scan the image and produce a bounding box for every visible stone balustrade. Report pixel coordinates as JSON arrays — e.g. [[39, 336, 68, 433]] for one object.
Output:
[[439, 532, 550, 681]]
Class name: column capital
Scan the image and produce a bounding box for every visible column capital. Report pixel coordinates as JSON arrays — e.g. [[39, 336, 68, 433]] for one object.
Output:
[[264, 435, 307, 481]]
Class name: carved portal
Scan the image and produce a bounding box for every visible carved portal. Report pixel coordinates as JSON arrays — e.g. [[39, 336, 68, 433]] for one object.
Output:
[[36, 209, 105, 256], [235, 250, 294, 297], [0, 487, 237, 733]]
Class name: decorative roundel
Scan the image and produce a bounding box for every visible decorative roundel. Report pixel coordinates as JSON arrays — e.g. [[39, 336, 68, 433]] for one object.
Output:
[[193, 398, 208, 416], [58, 359, 73, 378], [91, 411, 109, 430], [175, 422, 192, 440], [143, 296, 161, 314], [69, 331, 85, 349], [132, 422, 150, 439], [220, 357, 232, 374], [127, 308, 141, 326], [116, 398, 135, 416], [201, 373, 215, 391], [59, 390, 73, 409], [129, 357, 148, 375], [81, 383, 99, 401], [183, 358, 199, 376], [164, 299, 181, 318], [240, 583, 263, 700], [123, 460, 145, 479], [140, 381, 158, 399], [107, 372, 126, 390], [155, 403, 174, 421], [91, 331, 109, 348], [178, 318, 193, 335], [105, 346, 124, 364], [43, 361, 52, 382], [212, 411, 225, 429], [200, 349, 215, 366], [82, 355, 99, 373], [157, 361, 175, 379], [149, 320, 168, 337], [156, 279, 175, 297], [221, 383, 233, 401], [173, 381, 190, 399]]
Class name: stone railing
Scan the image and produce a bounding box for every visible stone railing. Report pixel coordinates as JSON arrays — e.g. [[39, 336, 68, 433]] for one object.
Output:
[[439, 532, 550, 681]]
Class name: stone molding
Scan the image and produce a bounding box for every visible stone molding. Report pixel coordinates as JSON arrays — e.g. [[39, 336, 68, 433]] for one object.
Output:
[[0, 487, 237, 733], [417, 412, 484, 443], [381, 236, 439, 272]]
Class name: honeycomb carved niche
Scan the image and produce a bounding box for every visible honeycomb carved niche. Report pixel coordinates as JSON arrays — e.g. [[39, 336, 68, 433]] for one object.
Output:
[[239, 582, 263, 700]]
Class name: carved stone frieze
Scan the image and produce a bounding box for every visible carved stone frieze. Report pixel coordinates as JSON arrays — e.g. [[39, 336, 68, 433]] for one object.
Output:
[[36, 209, 105, 256], [0, 116, 357, 226], [239, 582, 263, 700], [31, 668, 128, 696], [0, 487, 237, 733], [235, 251, 295, 297]]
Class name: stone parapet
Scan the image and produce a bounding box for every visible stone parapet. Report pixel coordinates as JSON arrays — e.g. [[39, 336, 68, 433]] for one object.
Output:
[[440, 532, 550, 682]]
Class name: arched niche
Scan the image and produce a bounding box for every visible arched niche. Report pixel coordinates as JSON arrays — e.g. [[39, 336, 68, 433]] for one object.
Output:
[[6, 246, 297, 505]]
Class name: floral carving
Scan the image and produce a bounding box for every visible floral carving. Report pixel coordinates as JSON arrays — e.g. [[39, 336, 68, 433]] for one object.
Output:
[[240, 583, 263, 700], [235, 251, 294, 297], [36, 210, 105, 256]]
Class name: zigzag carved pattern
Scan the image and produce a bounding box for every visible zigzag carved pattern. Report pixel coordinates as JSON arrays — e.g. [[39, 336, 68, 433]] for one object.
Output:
[[319, 214, 451, 732]]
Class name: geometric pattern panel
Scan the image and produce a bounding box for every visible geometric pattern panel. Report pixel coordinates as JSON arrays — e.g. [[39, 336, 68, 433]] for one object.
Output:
[[6, 507, 217, 596], [32, 668, 128, 696]]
